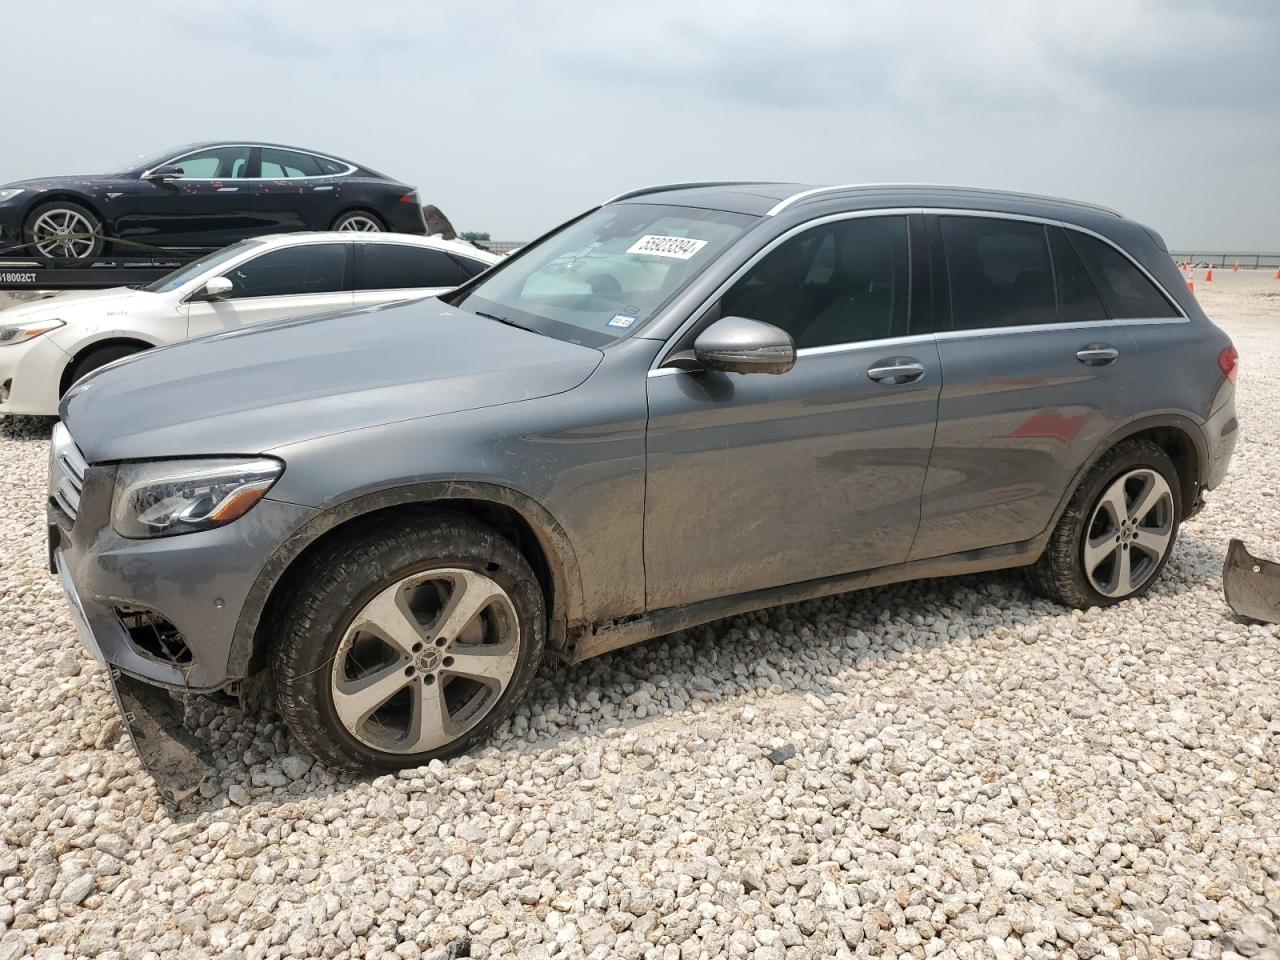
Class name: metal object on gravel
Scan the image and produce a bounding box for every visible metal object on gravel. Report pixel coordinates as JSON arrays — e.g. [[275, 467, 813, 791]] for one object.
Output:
[[112, 671, 212, 805], [1223, 538, 1280, 623]]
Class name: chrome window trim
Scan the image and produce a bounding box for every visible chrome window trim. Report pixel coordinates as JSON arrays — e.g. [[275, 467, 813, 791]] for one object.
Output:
[[645, 332, 937, 378], [647, 206, 1186, 377], [142, 143, 356, 182], [765, 184, 1123, 218]]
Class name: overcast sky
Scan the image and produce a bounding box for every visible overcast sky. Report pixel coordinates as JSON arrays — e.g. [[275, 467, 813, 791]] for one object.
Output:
[[6, 1, 1278, 248]]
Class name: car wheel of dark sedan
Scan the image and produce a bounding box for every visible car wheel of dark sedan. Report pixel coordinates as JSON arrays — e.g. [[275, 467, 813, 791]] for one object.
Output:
[[23, 201, 105, 259], [272, 511, 546, 771], [1029, 439, 1181, 608], [333, 210, 385, 232]]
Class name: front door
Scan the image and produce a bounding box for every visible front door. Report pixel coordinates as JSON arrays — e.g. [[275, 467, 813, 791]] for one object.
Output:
[[910, 215, 1140, 560], [643, 214, 941, 610], [119, 145, 255, 250], [185, 241, 353, 337]]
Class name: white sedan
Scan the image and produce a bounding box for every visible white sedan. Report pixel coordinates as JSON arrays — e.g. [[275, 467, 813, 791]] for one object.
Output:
[[0, 232, 497, 416]]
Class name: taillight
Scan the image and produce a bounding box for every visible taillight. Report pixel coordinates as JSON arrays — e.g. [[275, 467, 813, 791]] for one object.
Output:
[[1218, 344, 1238, 384], [399, 193, 418, 204]]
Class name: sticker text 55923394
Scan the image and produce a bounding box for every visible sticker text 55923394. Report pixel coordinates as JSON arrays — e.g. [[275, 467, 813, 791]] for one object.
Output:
[[626, 235, 709, 261]]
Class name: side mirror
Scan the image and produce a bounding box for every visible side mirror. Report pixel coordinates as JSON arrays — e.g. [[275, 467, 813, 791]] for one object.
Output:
[[691, 316, 796, 375], [143, 165, 185, 183], [194, 276, 234, 302]]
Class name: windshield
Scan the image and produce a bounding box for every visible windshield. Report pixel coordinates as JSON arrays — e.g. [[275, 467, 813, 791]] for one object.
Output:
[[142, 240, 266, 293], [452, 204, 756, 347], [111, 144, 197, 174]]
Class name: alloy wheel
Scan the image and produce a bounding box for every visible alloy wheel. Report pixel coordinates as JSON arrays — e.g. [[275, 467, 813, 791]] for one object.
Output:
[[330, 567, 520, 754], [1083, 468, 1175, 598], [336, 214, 383, 232], [31, 208, 99, 258]]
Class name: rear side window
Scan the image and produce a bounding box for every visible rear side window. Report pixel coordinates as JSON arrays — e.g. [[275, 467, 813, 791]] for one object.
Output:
[[1049, 227, 1108, 323], [448, 253, 492, 278], [1068, 232, 1178, 319], [941, 217, 1056, 328], [260, 148, 346, 178], [361, 244, 470, 290], [222, 244, 348, 298]]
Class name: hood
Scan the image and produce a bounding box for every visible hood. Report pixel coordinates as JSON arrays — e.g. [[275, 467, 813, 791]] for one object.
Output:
[[3, 287, 140, 320], [62, 299, 603, 462], [4, 174, 115, 190]]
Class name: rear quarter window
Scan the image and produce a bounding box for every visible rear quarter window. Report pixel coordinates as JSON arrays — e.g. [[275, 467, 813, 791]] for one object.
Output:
[[1067, 231, 1179, 319]]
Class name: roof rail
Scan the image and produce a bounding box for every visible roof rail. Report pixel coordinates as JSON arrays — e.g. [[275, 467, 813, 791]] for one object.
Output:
[[765, 183, 1123, 218], [604, 181, 778, 205]]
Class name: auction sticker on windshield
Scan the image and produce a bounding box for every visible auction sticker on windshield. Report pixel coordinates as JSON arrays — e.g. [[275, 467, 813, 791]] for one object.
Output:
[[626, 235, 708, 260]]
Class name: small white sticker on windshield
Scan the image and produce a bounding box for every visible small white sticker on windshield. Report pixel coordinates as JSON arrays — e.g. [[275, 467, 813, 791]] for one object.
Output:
[[626, 235, 709, 260], [608, 314, 637, 328]]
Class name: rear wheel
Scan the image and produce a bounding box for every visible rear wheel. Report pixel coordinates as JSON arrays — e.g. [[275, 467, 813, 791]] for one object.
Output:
[[23, 201, 104, 259], [1029, 439, 1181, 607], [272, 512, 545, 770], [63, 344, 146, 394], [332, 210, 385, 232]]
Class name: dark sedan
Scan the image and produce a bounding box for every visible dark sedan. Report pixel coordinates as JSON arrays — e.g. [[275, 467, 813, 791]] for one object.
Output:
[[0, 141, 426, 259]]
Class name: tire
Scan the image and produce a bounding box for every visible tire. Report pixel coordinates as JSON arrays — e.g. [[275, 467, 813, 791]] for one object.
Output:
[[63, 344, 145, 394], [1029, 439, 1181, 608], [332, 210, 385, 232], [272, 511, 546, 771], [23, 201, 104, 259]]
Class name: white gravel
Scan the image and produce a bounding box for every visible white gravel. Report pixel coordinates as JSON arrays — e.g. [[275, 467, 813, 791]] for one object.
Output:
[[1, 272, 1277, 960]]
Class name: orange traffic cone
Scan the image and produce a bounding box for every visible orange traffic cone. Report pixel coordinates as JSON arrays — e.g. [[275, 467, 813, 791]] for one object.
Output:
[[1205, 267, 1213, 282], [1187, 279, 1195, 293], [1233, 260, 1239, 272]]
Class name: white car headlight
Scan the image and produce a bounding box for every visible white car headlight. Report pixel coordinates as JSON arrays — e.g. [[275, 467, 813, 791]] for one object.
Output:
[[111, 458, 283, 539], [0, 318, 64, 346], [0, 188, 24, 203]]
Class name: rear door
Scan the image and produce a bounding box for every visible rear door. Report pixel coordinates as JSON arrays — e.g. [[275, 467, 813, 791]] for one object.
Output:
[[352, 242, 473, 308], [643, 213, 941, 609], [249, 147, 350, 234], [185, 241, 353, 337], [910, 214, 1138, 560]]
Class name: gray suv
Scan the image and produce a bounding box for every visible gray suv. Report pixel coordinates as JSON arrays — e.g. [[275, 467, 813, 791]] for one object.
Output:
[[49, 183, 1238, 775]]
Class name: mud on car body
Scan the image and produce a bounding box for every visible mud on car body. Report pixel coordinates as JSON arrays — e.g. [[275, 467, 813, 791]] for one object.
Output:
[[49, 182, 1238, 797]]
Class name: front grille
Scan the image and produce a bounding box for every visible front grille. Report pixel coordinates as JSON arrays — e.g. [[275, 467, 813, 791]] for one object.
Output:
[[49, 422, 88, 524]]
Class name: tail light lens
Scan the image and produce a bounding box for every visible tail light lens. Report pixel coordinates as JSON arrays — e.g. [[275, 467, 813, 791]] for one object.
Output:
[[1218, 344, 1238, 384], [400, 192, 418, 204]]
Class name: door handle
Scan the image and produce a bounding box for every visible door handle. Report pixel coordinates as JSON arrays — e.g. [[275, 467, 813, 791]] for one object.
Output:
[[867, 357, 925, 384], [1076, 343, 1119, 366]]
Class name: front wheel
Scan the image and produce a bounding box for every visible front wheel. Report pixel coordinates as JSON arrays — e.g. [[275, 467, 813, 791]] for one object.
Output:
[[24, 201, 105, 259], [332, 210, 385, 232], [272, 512, 545, 771], [1029, 439, 1181, 607]]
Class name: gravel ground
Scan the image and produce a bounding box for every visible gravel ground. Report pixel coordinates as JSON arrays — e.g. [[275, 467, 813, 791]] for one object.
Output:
[[0, 272, 1277, 960]]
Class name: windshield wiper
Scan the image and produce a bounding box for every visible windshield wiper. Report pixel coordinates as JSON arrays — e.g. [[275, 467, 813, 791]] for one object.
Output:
[[473, 310, 535, 333]]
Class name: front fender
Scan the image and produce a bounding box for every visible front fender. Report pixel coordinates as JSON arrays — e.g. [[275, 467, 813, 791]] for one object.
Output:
[[225, 480, 586, 679]]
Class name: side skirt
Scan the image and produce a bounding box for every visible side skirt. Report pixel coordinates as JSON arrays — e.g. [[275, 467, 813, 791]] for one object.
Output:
[[562, 535, 1045, 663]]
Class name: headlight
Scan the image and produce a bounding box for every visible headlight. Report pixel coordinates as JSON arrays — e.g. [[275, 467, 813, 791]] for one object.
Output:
[[0, 188, 24, 203], [111, 458, 282, 539], [0, 318, 64, 346]]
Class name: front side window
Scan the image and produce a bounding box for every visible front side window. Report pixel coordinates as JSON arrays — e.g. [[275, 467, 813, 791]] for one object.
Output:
[[719, 216, 909, 349], [942, 217, 1057, 329], [221, 244, 347, 298], [360, 244, 469, 290], [260, 147, 336, 179], [452, 204, 755, 346], [1069, 231, 1178, 319], [166, 145, 251, 179], [146, 240, 266, 294]]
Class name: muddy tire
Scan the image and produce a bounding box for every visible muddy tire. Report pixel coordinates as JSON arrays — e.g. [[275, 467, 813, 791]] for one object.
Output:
[[271, 511, 545, 771]]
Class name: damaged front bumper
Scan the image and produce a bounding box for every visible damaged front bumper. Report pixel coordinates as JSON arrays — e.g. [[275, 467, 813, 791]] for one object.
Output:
[[1223, 539, 1280, 625], [46, 426, 315, 801]]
